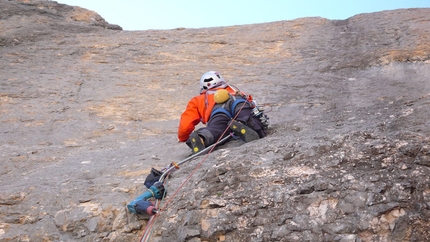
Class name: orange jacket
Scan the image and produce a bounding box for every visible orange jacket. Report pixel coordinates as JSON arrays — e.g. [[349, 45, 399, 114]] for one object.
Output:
[[177, 85, 253, 142]]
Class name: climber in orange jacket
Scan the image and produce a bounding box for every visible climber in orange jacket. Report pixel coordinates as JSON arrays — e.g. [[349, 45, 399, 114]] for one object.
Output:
[[178, 71, 269, 154]]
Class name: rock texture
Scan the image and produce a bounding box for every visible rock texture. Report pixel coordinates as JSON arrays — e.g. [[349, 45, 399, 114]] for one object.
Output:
[[1, 0, 430, 241]]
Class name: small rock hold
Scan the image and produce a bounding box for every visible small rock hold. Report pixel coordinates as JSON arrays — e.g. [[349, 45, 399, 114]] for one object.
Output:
[[283, 152, 296, 160], [0, 192, 26, 205]]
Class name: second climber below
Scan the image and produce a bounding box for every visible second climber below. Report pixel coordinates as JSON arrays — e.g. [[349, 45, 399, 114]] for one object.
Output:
[[177, 71, 270, 154]]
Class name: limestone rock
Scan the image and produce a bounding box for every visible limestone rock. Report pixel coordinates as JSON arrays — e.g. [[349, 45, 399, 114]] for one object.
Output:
[[0, 0, 429, 241]]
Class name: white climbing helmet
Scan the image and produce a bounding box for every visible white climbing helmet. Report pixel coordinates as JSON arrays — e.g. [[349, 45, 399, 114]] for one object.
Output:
[[199, 71, 227, 94]]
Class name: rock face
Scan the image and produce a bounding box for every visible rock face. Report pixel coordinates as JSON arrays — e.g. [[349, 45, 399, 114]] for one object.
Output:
[[1, 0, 430, 241]]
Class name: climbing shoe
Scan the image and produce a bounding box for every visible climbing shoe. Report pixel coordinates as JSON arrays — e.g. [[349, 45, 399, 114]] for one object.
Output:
[[229, 120, 259, 142], [189, 131, 205, 154]]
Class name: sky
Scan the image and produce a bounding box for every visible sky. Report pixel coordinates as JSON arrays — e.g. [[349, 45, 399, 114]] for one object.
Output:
[[56, 0, 430, 31]]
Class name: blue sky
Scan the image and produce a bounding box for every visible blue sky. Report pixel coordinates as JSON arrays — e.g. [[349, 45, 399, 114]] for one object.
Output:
[[56, 0, 430, 31]]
